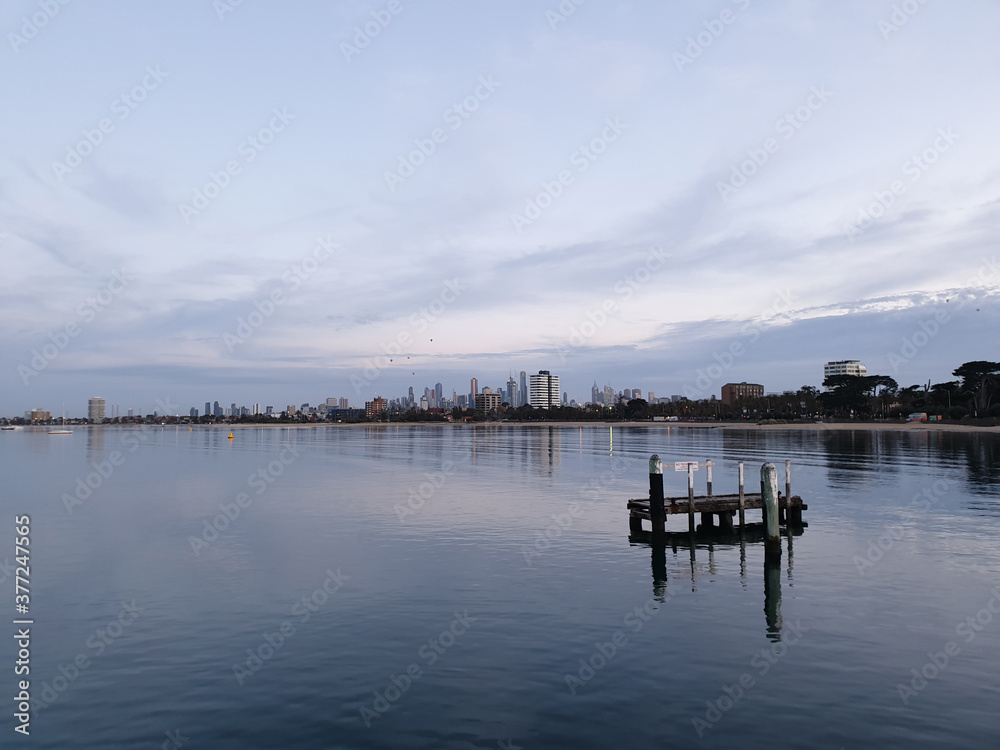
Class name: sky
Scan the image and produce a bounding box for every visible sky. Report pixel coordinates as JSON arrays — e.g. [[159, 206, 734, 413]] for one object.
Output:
[[1, 0, 998, 416]]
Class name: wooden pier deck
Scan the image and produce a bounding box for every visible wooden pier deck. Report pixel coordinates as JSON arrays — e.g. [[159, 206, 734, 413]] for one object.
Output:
[[627, 493, 807, 531], [629, 457, 808, 541]]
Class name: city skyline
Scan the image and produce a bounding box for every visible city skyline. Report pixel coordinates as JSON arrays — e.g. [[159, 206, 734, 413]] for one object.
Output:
[[2, 1, 998, 415]]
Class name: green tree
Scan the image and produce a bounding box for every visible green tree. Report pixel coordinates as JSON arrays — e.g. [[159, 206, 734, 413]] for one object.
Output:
[[953, 361, 1000, 414]]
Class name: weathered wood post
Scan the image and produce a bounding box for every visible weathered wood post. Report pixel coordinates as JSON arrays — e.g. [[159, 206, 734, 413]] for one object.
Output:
[[687, 463, 696, 534], [761, 462, 781, 560], [738, 461, 746, 529], [706, 460, 713, 497], [649, 455, 665, 535], [785, 459, 791, 505]]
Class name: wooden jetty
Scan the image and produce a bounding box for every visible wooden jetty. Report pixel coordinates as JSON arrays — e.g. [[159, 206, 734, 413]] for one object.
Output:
[[628, 456, 808, 560]]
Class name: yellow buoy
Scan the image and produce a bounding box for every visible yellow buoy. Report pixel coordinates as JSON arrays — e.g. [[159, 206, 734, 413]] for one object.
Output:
[[228, 432, 234, 440]]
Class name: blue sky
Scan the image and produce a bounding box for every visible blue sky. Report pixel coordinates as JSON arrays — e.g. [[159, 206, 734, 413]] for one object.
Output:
[[2, 0, 998, 415]]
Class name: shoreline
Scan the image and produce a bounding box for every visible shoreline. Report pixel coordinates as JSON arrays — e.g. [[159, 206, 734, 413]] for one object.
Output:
[[34, 421, 1000, 433]]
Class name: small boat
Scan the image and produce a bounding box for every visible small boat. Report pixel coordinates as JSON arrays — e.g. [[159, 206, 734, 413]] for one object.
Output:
[[48, 429, 73, 435], [1, 426, 20, 431]]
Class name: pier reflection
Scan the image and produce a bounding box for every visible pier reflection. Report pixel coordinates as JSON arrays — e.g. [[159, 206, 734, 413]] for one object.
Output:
[[634, 524, 799, 637]]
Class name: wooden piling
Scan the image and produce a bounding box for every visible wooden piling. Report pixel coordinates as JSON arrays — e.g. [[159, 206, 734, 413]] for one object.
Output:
[[785, 459, 791, 505], [649, 454, 665, 535], [761, 462, 781, 560], [687, 464, 695, 534], [738, 461, 745, 529], [706, 460, 713, 497]]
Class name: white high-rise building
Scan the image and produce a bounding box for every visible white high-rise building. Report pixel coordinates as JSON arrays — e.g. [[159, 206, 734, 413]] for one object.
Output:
[[824, 360, 868, 380], [529, 371, 561, 409], [88, 397, 106, 422]]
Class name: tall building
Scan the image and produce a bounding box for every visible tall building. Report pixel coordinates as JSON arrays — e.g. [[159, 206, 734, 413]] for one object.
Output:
[[519, 371, 528, 406], [408, 387, 414, 407], [190, 407, 198, 418], [721, 382, 764, 406], [648, 391, 655, 402], [88, 397, 106, 422], [339, 397, 349, 409], [435, 383, 443, 408], [603, 385, 615, 407], [529, 371, 561, 409], [474, 390, 502, 412], [470, 377, 478, 407], [506, 375, 518, 407], [824, 360, 868, 380], [366, 397, 387, 418], [127, 408, 133, 418], [592, 382, 600, 405], [27, 409, 51, 422], [205, 402, 211, 417]]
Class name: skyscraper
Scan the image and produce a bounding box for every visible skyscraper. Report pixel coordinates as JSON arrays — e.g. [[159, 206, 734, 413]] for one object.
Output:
[[435, 383, 443, 408], [519, 371, 527, 406], [529, 371, 561, 409], [88, 397, 106, 422], [214, 401, 222, 417], [470, 377, 478, 407], [592, 382, 600, 405], [506, 375, 518, 407]]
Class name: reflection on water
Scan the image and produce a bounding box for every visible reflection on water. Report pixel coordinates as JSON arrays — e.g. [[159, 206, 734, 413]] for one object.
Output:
[[1, 425, 998, 749]]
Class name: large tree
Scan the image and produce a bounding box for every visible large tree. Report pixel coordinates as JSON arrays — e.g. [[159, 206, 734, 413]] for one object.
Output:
[[952, 361, 1000, 413]]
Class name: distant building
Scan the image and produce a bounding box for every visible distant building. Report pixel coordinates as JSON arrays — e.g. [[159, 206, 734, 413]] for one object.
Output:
[[670, 395, 683, 403], [530, 371, 561, 409], [339, 397, 348, 409], [474, 389, 502, 412], [824, 360, 868, 381], [214, 401, 223, 418], [419, 395, 429, 410], [648, 391, 655, 402], [721, 382, 764, 406], [519, 371, 528, 406], [592, 382, 601, 405], [602, 385, 615, 408], [365, 397, 387, 418], [190, 407, 198, 418], [204, 401, 211, 417], [506, 376, 518, 407], [27, 409, 50, 422], [88, 397, 106, 422]]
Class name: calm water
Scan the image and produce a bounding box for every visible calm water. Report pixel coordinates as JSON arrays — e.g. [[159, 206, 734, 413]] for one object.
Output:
[[1, 424, 999, 748]]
